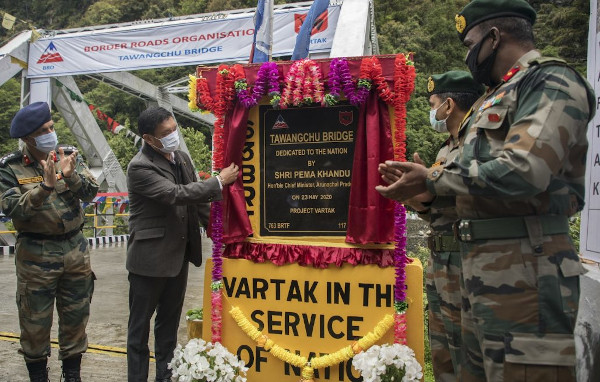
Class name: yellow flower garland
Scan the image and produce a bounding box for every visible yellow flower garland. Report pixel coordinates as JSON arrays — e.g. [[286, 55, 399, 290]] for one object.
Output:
[[188, 75, 199, 112], [229, 306, 394, 381]]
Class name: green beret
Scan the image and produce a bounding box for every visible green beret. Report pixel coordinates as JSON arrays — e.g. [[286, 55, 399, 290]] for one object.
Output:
[[427, 71, 485, 96], [455, 0, 536, 41]]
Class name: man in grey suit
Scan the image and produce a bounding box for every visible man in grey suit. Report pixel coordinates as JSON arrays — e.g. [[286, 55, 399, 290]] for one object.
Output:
[[126, 106, 238, 382]]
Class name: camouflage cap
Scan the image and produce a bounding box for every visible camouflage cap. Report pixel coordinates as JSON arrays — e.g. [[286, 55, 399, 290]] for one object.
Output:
[[10, 102, 52, 138], [455, 0, 536, 41], [427, 70, 485, 96]]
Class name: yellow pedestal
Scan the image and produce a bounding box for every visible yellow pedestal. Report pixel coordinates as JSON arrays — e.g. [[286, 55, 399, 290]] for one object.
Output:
[[203, 258, 424, 382]]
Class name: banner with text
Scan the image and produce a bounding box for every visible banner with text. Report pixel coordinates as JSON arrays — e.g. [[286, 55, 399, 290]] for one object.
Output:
[[202, 259, 424, 382], [27, 4, 340, 78], [582, 0, 600, 262]]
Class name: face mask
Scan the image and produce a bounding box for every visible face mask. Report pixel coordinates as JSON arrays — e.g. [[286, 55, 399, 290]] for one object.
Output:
[[429, 100, 449, 133], [465, 30, 499, 87], [33, 131, 58, 154], [156, 130, 179, 154]]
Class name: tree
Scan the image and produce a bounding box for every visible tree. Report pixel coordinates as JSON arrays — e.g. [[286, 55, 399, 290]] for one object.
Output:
[[78, 1, 122, 26], [103, 128, 139, 172], [0, 78, 22, 156], [181, 127, 212, 172]]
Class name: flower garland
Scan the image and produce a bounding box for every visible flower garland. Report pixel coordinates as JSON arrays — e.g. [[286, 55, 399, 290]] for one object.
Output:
[[206, 65, 237, 343], [368, 54, 416, 343], [195, 75, 214, 112], [234, 62, 281, 109], [325, 58, 371, 106], [187, 75, 199, 112], [280, 59, 325, 108], [230, 306, 394, 382]]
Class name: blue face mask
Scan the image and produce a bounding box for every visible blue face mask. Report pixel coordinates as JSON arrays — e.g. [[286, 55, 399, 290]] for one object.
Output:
[[33, 131, 58, 154], [429, 100, 449, 133], [156, 130, 180, 154]]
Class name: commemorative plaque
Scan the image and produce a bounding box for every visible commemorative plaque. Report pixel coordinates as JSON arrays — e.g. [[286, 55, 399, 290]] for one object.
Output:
[[259, 103, 358, 236]]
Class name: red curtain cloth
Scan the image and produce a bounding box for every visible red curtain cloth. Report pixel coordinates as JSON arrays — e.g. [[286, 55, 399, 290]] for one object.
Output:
[[224, 241, 395, 268], [345, 89, 395, 244], [221, 102, 253, 243], [203, 56, 397, 245]]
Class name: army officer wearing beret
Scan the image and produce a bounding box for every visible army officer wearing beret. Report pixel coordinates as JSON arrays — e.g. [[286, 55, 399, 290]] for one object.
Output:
[[0, 101, 99, 381], [379, 71, 483, 381]]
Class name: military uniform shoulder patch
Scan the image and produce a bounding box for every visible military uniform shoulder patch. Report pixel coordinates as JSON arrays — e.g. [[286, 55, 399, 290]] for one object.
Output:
[[528, 56, 567, 67], [0, 151, 22, 167]]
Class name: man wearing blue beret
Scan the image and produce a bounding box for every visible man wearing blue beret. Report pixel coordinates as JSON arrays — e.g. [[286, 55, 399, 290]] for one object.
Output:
[[0, 102, 99, 381], [377, 0, 595, 381]]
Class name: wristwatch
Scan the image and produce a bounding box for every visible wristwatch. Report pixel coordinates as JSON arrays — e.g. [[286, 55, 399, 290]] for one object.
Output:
[[40, 182, 55, 191], [60, 169, 75, 179]]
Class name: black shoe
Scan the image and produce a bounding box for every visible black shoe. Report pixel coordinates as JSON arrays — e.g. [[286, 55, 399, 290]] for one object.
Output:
[[26, 361, 49, 382], [61, 368, 82, 382], [61, 354, 82, 382], [155, 379, 171, 382]]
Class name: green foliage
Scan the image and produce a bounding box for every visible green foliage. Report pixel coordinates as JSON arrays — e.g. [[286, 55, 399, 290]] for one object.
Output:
[[0, 78, 21, 156], [104, 129, 139, 172], [186, 308, 204, 321], [181, 127, 212, 172], [78, 1, 122, 26], [534, 0, 590, 74], [569, 213, 581, 251]]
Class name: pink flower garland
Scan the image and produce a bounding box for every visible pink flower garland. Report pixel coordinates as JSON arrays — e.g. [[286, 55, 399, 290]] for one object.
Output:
[[280, 59, 325, 108]]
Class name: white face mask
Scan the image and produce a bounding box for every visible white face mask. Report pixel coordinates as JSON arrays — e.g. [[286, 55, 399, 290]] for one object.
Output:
[[429, 100, 449, 133], [156, 130, 180, 154], [33, 131, 58, 154]]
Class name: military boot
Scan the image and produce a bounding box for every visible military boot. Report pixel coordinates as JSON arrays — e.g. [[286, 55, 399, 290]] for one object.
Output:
[[26, 360, 49, 382], [61, 355, 82, 382]]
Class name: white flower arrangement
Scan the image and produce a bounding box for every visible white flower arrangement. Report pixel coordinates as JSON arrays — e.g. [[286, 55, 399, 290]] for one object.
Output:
[[168, 338, 249, 382], [351, 343, 423, 382]]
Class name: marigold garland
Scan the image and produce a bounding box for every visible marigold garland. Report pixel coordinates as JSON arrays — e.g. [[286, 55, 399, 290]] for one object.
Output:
[[188, 75, 199, 112], [203, 65, 238, 343], [196, 75, 214, 112], [360, 54, 416, 343], [212, 65, 236, 170], [230, 306, 394, 380]]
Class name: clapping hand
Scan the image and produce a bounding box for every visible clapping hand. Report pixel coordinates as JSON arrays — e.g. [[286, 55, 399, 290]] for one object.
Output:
[[59, 147, 78, 178], [376, 152, 433, 203], [40, 151, 57, 188]]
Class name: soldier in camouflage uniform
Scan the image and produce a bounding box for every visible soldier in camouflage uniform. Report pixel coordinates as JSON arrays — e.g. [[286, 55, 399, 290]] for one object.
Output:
[[376, 0, 595, 381], [0, 102, 99, 382], [380, 71, 483, 381]]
